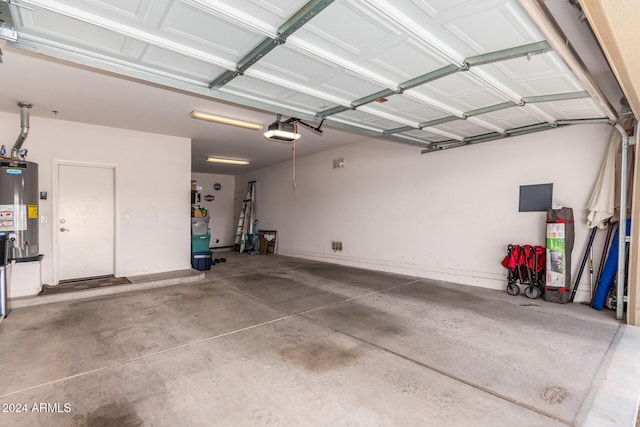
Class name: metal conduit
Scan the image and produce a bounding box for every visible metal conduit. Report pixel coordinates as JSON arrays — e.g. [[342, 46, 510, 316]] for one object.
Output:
[[519, 0, 633, 320], [613, 123, 632, 321]]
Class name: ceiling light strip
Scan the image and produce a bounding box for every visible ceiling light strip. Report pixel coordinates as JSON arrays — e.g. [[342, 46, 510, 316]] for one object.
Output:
[[19, 0, 237, 71], [208, 0, 335, 90], [206, 157, 250, 165], [190, 111, 262, 130]]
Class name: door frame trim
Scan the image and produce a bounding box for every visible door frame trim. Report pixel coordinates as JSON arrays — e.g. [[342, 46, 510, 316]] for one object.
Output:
[[52, 160, 118, 285]]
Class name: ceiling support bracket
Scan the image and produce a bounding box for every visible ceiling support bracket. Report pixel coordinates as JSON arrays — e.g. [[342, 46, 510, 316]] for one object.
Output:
[[465, 101, 518, 118], [278, 0, 335, 40], [208, 0, 334, 90], [419, 121, 575, 153], [419, 115, 460, 129], [464, 40, 551, 67], [383, 126, 415, 135], [317, 105, 351, 118], [351, 88, 399, 109], [399, 64, 461, 91], [315, 41, 556, 123], [518, 0, 617, 122], [522, 91, 590, 103]]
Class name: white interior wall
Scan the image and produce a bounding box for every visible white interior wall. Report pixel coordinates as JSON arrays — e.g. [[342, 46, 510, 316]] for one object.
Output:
[[190, 172, 235, 248], [236, 124, 613, 301], [0, 111, 191, 291]]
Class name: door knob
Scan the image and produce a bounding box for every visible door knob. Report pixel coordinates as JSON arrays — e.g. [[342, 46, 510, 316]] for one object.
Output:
[[60, 227, 70, 232]]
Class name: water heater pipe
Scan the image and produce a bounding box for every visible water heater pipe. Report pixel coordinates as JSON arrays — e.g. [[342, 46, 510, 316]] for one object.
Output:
[[11, 102, 32, 160]]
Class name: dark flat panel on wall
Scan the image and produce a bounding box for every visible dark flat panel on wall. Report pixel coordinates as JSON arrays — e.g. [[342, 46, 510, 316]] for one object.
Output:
[[519, 183, 553, 212]]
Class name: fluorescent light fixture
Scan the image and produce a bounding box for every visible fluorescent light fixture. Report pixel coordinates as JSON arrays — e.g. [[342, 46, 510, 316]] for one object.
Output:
[[263, 120, 301, 143], [206, 157, 250, 166], [190, 111, 262, 130]]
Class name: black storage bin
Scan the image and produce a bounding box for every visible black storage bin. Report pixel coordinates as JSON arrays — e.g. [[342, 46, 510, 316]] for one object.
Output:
[[191, 251, 213, 271]]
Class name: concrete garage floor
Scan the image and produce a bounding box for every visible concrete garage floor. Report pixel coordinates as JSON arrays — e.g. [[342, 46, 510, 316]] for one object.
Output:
[[0, 253, 638, 426]]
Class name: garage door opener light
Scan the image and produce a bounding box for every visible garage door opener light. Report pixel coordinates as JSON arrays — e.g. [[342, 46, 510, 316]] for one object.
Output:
[[263, 116, 301, 143]]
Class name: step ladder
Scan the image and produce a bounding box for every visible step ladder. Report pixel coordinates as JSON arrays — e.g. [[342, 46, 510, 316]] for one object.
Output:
[[234, 181, 256, 252]]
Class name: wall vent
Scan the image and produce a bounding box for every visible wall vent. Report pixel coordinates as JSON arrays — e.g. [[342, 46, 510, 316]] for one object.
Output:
[[333, 157, 344, 169], [331, 241, 343, 252]]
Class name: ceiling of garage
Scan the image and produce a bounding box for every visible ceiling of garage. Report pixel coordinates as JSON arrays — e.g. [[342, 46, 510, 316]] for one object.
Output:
[[0, 0, 625, 174]]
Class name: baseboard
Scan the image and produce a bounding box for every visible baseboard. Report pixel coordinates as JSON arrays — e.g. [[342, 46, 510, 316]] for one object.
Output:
[[277, 248, 506, 291]]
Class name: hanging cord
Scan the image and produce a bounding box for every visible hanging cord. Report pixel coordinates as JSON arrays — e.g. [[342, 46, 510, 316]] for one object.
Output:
[[292, 122, 297, 189]]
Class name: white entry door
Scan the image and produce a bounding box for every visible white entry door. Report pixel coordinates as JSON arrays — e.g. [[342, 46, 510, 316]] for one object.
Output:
[[58, 164, 115, 281]]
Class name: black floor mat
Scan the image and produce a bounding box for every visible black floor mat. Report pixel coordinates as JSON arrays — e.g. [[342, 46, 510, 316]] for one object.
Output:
[[39, 277, 132, 295]]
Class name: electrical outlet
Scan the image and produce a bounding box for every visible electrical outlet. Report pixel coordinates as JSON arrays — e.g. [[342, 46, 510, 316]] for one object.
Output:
[[331, 241, 343, 252]]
